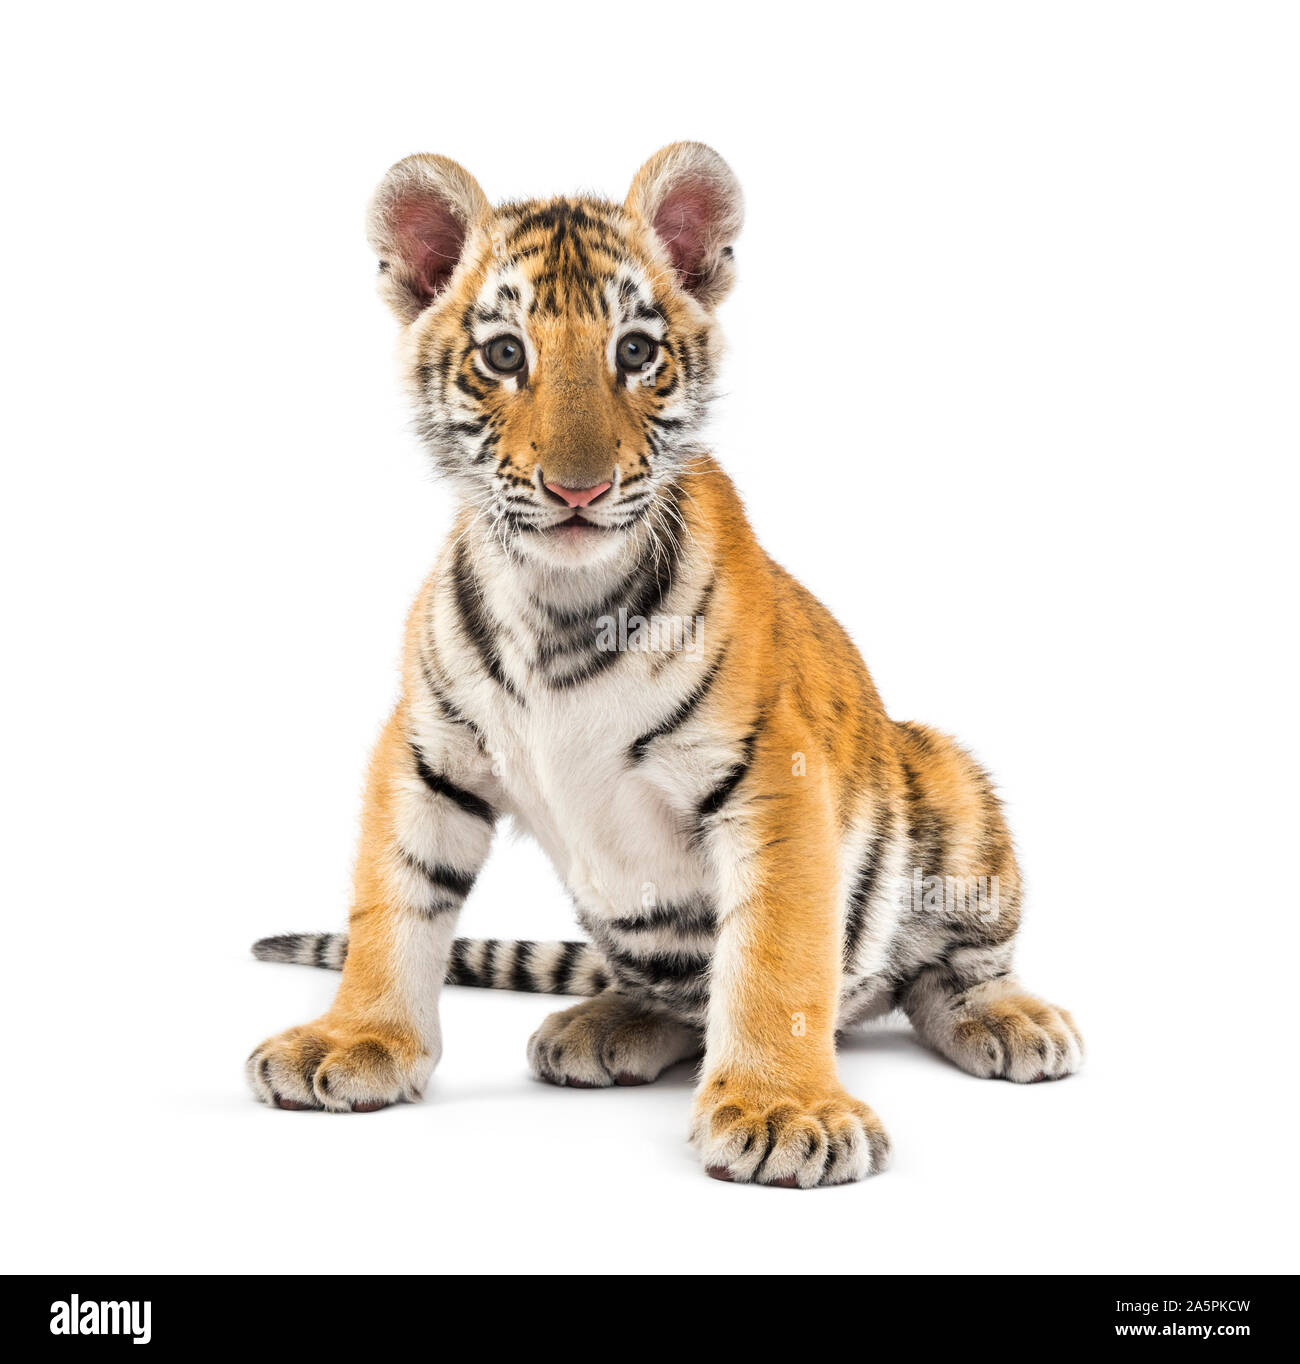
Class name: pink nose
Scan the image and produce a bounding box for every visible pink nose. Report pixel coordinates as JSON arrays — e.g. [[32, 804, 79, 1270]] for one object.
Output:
[[544, 481, 611, 508]]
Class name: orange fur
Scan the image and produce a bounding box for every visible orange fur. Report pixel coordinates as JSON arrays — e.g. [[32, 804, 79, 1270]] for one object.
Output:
[[247, 145, 1080, 1183]]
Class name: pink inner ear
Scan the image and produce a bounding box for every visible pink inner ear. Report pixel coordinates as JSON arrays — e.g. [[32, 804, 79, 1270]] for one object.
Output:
[[393, 198, 466, 304], [653, 182, 717, 285]]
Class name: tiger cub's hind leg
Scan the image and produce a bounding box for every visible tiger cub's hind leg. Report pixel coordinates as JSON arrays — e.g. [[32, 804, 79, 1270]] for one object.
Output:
[[889, 722, 1082, 1083], [901, 963, 1083, 1083], [528, 994, 702, 1088]]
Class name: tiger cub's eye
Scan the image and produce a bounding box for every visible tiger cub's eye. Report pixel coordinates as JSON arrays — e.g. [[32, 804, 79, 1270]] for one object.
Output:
[[483, 335, 526, 374], [616, 332, 658, 372]]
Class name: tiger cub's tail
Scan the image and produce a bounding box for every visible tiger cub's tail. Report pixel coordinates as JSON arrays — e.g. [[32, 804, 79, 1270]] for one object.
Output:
[[251, 932, 610, 997]]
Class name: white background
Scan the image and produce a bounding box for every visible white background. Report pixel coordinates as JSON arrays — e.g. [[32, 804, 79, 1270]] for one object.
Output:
[[3, 2, 1296, 1276]]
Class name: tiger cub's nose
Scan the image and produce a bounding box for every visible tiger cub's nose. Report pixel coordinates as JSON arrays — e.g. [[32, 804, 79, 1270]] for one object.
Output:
[[543, 481, 612, 508]]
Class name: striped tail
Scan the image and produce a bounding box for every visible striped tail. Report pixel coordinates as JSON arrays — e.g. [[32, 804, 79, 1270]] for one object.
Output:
[[251, 932, 611, 996]]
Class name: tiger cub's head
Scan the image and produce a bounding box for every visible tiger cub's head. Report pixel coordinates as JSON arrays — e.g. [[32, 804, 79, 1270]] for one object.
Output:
[[367, 143, 742, 567]]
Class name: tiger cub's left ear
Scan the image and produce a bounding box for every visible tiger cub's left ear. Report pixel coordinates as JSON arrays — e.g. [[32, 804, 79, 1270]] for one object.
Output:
[[626, 143, 743, 308]]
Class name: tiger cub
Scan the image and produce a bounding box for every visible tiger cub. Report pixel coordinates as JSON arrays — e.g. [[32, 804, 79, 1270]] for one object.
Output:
[[247, 143, 1082, 1187]]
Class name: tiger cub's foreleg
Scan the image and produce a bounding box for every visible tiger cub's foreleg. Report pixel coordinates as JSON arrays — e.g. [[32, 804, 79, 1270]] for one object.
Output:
[[691, 714, 891, 1187], [246, 708, 496, 1112]]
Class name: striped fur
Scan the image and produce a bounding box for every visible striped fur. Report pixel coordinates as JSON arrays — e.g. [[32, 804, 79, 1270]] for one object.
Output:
[[246, 144, 1081, 1185], [253, 932, 609, 995]]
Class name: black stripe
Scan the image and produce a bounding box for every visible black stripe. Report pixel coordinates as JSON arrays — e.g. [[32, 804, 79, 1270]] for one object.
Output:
[[451, 540, 524, 702], [409, 743, 495, 823], [455, 372, 486, 401], [544, 490, 685, 691], [530, 564, 641, 627], [480, 938, 498, 987], [419, 649, 486, 742], [696, 718, 764, 825], [685, 574, 716, 626], [606, 898, 717, 934], [601, 942, 710, 985], [399, 848, 476, 899], [629, 493, 684, 622], [901, 759, 946, 879], [447, 937, 469, 984], [533, 616, 608, 668], [629, 640, 727, 762], [554, 940, 582, 993], [510, 940, 534, 992], [842, 807, 893, 969]]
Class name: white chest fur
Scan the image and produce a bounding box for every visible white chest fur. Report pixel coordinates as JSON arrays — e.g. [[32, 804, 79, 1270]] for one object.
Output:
[[425, 531, 724, 922], [482, 653, 714, 919]]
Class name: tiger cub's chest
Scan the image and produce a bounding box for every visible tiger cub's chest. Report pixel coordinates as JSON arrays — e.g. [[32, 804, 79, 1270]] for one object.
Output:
[[490, 673, 712, 916], [497, 698, 719, 1019]]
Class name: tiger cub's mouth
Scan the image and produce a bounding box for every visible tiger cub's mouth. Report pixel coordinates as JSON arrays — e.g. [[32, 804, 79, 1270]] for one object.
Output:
[[549, 515, 611, 535]]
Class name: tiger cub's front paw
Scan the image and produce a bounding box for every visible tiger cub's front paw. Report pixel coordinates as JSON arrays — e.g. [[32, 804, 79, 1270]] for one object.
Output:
[[246, 1020, 432, 1113], [691, 1081, 891, 1188]]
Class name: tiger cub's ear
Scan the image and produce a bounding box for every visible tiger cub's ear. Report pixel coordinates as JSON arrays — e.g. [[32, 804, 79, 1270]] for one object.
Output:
[[626, 143, 743, 308], [367, 154, 494, 323]]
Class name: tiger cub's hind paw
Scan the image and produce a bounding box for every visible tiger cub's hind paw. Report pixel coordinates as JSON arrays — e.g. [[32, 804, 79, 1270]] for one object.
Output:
[[527, 993, 701, 1088], [939, 989, 1083, 1083]]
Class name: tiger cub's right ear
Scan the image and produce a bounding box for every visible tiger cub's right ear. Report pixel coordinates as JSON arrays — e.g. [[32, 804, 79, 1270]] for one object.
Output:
[[366, 154, 494, 323]]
